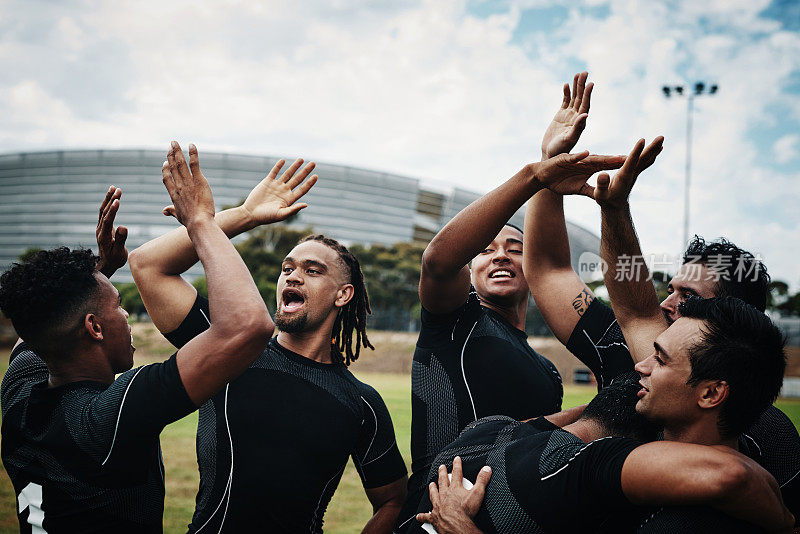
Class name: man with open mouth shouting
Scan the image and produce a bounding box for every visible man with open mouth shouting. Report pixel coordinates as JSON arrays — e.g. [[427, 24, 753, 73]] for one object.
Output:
[[129, 144, 408, 533]]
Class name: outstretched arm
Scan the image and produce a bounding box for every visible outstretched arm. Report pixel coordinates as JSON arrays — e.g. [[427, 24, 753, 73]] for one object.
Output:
[[592, 137, 666, 363], [524, 71, 595, 343], [420, 151, 626, 314], [160, 142, 273, 405], [622, 442, 794, 531], [129, 151, 317, 333]]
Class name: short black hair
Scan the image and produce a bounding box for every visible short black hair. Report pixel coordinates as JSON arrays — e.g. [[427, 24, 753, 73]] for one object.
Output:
[[581, 373, 661, 442], [682, 236, 770, 312], [0, 247, 100, 356], [679, 296, 786, 438], [504, 222, 523, 235]]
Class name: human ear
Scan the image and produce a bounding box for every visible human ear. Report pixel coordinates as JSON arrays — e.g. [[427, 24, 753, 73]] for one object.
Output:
[[335, 285, 355, 307], [698, 380, 729, 410], [84, 313, 103, 341]]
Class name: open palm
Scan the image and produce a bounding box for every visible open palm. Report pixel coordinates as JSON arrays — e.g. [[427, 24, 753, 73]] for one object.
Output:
[[241, 158, 318, 225], [541, 72, 592, 159]]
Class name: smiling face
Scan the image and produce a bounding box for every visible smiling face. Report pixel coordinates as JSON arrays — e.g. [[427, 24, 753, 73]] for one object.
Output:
[[660, 263, 719, 325], [94, 273, 135, 373], [470, 225, 529, 307], [634, 317, 705, 428], [275, 241, 353, 334]]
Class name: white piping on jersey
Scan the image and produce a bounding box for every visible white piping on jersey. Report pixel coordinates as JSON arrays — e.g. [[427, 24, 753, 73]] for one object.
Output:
[[781, 465, 800, 489], [740, 433, 762, 457], [199, 308, 211, 326], [101, 366, 146, 466], [461, 320, 480, 422], [581, 330, 605, 389], [361, 442, 396, 467], [310, 464, 346, 533], [396, 512, 416, 532], [196, 385, 234, 534], [360, 396, 378, 462], [540, 436, 614, 481], [451, 317, 460, 341]]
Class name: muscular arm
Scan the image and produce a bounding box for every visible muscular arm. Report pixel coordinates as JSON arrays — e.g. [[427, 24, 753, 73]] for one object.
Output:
[[420, 165, 542, 314], [421, 151, 626, 314], [158, 142, 273, 405], [594, 137, 666, 363], [362, 478, 407, 534], [524, 72, 595, 343], [129, 157, 316, 333], [622, 442, 794, 531]]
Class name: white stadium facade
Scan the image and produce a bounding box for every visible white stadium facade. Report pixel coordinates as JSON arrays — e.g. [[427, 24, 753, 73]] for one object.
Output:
[[0, 149, 600, 284]]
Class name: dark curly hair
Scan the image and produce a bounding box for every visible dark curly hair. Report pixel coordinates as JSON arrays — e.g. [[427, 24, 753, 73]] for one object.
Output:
[[682, 236, 770, 312], [581, 372, 661, 442], [679, 296, 786, 438], [0, 247, 100, 356], [299, 235, 374, 366]]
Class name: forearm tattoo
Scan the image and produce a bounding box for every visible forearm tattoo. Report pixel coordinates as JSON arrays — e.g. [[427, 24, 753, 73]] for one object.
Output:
[[571, 288, 594, 318]]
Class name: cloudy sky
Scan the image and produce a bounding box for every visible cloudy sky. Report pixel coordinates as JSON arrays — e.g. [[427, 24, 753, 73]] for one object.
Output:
[[2, 0, 799, 288]]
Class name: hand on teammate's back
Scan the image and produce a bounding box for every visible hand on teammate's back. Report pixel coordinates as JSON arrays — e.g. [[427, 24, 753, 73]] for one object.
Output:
[[593, 136, 664, 210], [95, 185, 129, 277], [161, 141, 216, 227], [541, 71, 593, 160], [240, 157, 319, 228]]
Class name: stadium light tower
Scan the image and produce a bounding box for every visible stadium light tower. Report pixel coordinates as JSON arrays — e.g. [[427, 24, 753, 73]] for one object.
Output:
[[662, 82, 718, 248]]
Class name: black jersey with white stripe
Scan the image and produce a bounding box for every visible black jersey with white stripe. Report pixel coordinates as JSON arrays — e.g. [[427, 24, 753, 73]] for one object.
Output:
[[400, 291, 563, 532], [566, 299, 800, 527], [165, 295, 407, 533], [407, 415, 641, 534], [0, 342, 195, 533], [409, 291, 562, 473]]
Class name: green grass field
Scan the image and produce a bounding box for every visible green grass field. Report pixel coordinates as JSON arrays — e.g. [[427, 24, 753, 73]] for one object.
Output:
[[0, 365, 798, 532]]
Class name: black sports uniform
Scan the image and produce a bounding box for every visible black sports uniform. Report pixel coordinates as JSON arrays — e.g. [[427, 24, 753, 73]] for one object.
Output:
[[165, 295, 407, 533], [1, 342, 196, 533], [398, 291, 563, 532], [566, 299, 800, 529], [408, 415, 642, 533]]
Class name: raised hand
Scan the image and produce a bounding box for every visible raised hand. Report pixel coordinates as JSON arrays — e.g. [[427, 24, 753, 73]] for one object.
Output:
[[533, 151, 626, 198], [161, 141, 216, 227], [96, 185, 129, 278], [593, 136, 664, 209], [240, 157, 318, 227], [416, 457, 492, 534], [541, 71, 592, 159]]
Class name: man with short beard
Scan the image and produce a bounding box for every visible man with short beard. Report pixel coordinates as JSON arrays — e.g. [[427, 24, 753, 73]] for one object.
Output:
[[129, 144, 408, 533]]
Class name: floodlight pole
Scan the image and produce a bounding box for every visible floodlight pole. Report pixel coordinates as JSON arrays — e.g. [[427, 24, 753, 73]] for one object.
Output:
[[662, 82, 718, 249]]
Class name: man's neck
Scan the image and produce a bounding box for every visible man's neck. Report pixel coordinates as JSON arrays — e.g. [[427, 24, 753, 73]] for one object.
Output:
[[663, 416, 738, 449], [46, 347, 115, 388], [478, 298, 527, 331], [276, 329, 336, 364]]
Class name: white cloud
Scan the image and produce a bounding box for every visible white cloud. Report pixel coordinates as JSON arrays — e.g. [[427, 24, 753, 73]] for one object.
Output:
[[0, 0, 798, 287], [773, 134, 800, 164]]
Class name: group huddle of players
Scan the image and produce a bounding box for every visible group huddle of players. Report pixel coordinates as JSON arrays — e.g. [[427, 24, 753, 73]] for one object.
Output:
[[0, 72, 796, 533]]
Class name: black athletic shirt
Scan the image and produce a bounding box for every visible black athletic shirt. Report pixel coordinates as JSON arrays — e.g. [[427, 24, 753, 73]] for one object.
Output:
[[165, 295, 407, 533], [1, 342, 195, 533], [566, 299, 800, 529], [399, 291, 563, 532], [407, 415, 641, 533]]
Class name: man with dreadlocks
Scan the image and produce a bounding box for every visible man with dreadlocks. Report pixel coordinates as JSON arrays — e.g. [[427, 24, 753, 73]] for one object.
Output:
[[129, 145, 408, 532]]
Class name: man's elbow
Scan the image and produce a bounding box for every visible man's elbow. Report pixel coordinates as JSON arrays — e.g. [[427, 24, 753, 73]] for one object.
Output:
[[421, 246, 453, 280], [127, 247, 146, 277], [709, 459, 750, 502]]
